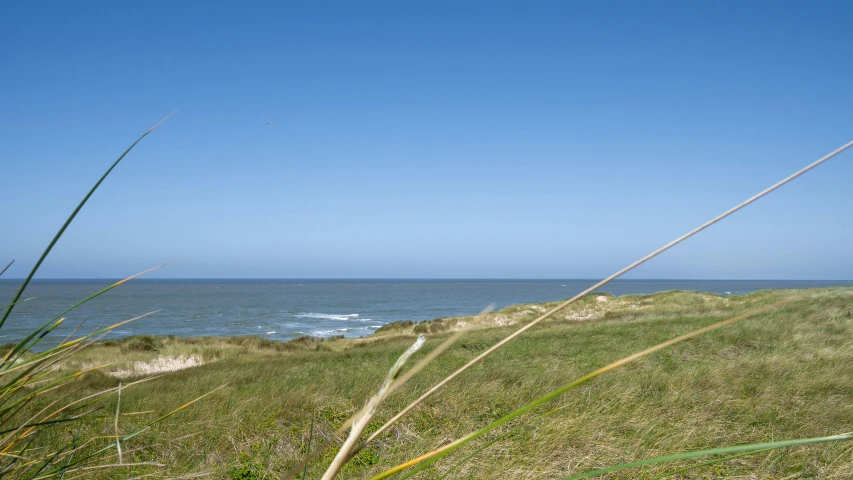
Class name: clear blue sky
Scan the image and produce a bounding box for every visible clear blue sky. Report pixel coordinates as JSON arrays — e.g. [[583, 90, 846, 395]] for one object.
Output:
[[1, 1, 852, 279]]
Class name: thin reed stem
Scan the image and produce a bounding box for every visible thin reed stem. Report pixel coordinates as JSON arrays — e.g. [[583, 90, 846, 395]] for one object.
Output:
[[0, 260, 13, 278], [364, 138, 853, 448], [321, 336, 425, 480], [114, 383, 122, 465], [564, 432, 853, 479], [0, 112, 175, 330]]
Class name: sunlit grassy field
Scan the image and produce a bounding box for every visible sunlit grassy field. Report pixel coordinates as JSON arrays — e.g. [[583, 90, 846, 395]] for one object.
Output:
[[23, 287, 853, 479]]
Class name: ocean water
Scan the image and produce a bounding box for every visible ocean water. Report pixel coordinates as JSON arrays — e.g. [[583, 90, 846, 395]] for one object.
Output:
[[1, 279, 851, 349]]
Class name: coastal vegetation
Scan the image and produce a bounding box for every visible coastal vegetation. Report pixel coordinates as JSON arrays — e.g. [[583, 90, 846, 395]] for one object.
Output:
[[25, 286, 853, 478]]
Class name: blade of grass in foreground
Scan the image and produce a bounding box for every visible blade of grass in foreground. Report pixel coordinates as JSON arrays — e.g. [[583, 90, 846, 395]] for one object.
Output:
[[0, 297, 36, 316], [348, 308, 493, 454], [0, 260, 13, 278], [0, 410, 101, 437], [321, 336, 426, 480], [31, 375, 164, 437], [58, 423, 83, 480], [0, 363, 121, 450], [0, 111, 175, 331], [648, 448, 772, 479], [0, 310, 161, 390], [0, 310, 162, 454], [37, 385, 228, 477], [370, 296, 800, 479], [1, 263, 173, 368], [358, 139, 853, 449], [7, 382, 173, 477], [563, 433, 853, 479]]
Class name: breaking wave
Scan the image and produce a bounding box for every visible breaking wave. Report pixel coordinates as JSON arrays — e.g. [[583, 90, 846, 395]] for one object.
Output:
[[295, 313, 360, 321], [310, 325, 381, 337]]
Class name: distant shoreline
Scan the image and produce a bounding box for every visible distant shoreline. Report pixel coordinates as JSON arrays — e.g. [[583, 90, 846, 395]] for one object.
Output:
[[5, 281, 853, 352]]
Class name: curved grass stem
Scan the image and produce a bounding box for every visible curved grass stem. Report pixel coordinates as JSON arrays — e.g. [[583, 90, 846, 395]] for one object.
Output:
[[0, 112, 175, 330]]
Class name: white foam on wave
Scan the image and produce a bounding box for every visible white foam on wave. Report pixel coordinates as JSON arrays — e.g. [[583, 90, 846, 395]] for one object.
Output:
[[310, 325, 377, 337], [295, 313, 360, 321]]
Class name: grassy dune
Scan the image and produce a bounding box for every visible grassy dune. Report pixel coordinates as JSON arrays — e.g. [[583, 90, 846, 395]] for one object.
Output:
[[27, 287, 853, 479]]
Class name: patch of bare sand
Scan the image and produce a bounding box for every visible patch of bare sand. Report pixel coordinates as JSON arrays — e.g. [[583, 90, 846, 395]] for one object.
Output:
[[111, 355, 204, 379]]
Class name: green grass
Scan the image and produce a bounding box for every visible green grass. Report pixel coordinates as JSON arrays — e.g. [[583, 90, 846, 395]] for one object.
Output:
[[23, 287, 853, 479]]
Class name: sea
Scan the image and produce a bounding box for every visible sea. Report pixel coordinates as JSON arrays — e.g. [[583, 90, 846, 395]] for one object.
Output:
[[1, 279, 851, 349]]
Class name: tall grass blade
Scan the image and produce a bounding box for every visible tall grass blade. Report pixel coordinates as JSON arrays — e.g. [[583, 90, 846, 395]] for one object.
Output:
[[355, 307, 492, 453], [0, 112, 175, 330], [114, 382, 123, 465], [0, 365, 116, 444], [1, 373, 164, 464], [0, 260, 13, 278], [0, 399, 60, 456], [370, 296, 799, 479], [28, 433, 85, 478], [0, 310, 160, 401], [58, 423, 83, 480], [649, 448, 771, 479], [321, 335, 425, 480], [563, 433, 853, 479], [38, 385, 226, 477], [35, 375, 162, 436], [1, 318, 67, 369], [57, 310, 161, 350], [2, 262, 172, 368], [365, 138, 853, 448], [0, 411, 98, 436], [0, 297, 35, 316]]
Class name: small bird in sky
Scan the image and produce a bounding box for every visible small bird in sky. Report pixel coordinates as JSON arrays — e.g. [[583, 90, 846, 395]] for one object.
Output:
[[266, 121, 274, 125]]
